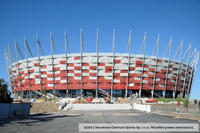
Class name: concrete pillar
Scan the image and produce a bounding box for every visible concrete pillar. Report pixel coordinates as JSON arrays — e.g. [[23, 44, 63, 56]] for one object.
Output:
[[162, 90, 165, 98], [139, 90, 141, 98], [151, 90, 154, 98], [173, 91, 175, 98]]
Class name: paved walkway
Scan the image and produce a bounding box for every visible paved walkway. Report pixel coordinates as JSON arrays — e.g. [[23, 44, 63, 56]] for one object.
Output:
[[152, 111, 200, 121], [0, 110, 199, 133]]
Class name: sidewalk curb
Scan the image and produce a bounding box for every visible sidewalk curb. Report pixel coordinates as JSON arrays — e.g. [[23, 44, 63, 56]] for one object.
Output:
[[152, 111, 200, 121]]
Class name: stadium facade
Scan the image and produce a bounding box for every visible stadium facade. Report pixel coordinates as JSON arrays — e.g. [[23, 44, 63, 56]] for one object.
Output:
[[4, 30, 199, 98]]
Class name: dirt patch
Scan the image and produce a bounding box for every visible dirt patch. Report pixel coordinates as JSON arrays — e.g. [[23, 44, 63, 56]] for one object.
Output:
[[116, 98, 129, 104], [30, 102, 59, 114]]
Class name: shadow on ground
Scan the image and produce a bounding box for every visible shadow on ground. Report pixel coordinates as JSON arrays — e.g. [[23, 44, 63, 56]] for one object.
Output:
[[0, 113, 80, 126]]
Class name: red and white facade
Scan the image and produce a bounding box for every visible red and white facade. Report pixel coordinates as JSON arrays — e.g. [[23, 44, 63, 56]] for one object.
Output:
[[4, 31, 199, 98], [7, 53, 195, 98]]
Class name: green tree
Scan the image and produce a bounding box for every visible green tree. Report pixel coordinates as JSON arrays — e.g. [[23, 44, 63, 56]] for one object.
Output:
[[177, 94, 182, 103], [0, 79, 12, 103], [183, 95, 189, 112], [176, 94, 181, 113]]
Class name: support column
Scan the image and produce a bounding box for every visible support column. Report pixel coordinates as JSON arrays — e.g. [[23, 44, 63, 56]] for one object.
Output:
[[164, 37, 172, 98], [152, 57, 158, 98], [24, 38, 31, 99], [174, 61, 181, 98], [65, 32, 70, 96], [96, 29, 99, 98], [173, 41, 183, 98], [36, 35, 45, 98], [37, 47, 42, 98], [139, 32, 146, 98], [125, 30, 131, 98], [182, 63, 189, 97], [187, 66, 194, 98], [111, 29, 115, 99], [180, 45, 191, 98], [172, 91, 175, 99], [186, 49, 197, 97], [151, 90, 154, 98], [139, 56, 145, 98], [80, 29, 84, 97], [50, 33, 56, 98], [14, 41, 23, 98], [152, 34, 160, 98], [8, 45, 17, 97], [163, 59, 170, 98], [187, 52, 199, 98], [10, 56, 16, 97], [51, 48, 55, 98], [162, 91, 165, 98]]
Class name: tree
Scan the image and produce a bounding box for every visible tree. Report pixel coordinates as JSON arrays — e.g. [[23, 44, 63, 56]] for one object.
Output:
[[176, 94, 181, 113], [41, 86, 47, 102], [0, 79, 12, 103], [183, 95, 189, 112], [177, 94, 182, 103]]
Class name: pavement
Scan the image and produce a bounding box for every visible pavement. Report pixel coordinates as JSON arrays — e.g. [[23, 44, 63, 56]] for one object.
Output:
[[152, 111, 200, 121], [0, 110, 199, 133]]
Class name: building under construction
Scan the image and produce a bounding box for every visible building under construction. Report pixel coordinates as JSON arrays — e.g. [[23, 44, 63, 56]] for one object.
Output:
[[4, 30, 199, 99]]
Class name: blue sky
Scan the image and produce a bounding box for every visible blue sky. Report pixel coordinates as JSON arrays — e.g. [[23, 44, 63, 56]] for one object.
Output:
[[0, 0, 199, 99]]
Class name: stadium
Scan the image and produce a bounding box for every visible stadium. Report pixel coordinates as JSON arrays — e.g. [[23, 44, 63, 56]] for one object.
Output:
[[4, 30, 199, 99]]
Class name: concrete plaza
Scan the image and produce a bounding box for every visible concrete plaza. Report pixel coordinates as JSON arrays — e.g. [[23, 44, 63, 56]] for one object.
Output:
[[0, 110, 199, 133]]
